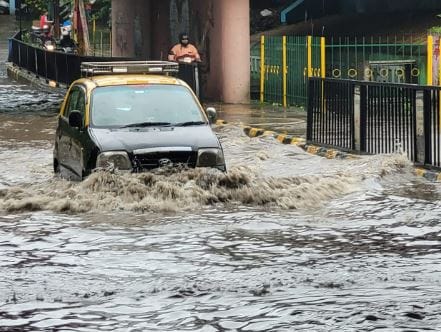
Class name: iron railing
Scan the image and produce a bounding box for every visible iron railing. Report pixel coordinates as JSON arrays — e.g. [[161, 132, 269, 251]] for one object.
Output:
[[308, 79, 355, 150], [8, 32, 202, 97], [327, 35, 426, 85], [8, 31, 128, 86], [307, 77, 441, 169]]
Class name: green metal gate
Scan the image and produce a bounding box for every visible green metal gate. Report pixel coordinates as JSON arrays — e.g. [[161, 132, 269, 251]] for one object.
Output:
[[326, 36, 427, 85], [259, 35, 323, 107], [252, 34, 429, 108]]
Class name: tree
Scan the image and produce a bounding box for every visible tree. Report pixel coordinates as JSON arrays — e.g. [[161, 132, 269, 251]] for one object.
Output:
[[90, 0, 111, 25], [24, 0, 49, 15]]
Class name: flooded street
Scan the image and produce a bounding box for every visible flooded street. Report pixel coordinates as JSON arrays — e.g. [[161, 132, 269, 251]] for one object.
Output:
[[1, 18, 441, 332]]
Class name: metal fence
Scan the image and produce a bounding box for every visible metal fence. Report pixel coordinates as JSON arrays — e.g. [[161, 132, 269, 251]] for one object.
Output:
[[307, 77, 441, 169], [254, 35, 323, 107], [327, 35, 427, 85], [8, 32, 202, 97], [90, 29, 112, 57], [8, 31, 127, 86], [253, 34, 429, 108]]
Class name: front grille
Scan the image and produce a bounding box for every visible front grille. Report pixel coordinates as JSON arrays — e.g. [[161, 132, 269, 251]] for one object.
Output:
[[133, 151, 198, 170]]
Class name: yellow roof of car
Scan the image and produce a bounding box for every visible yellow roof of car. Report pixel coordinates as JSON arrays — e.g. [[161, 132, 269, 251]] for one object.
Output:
[[92, 74, 182, 87]]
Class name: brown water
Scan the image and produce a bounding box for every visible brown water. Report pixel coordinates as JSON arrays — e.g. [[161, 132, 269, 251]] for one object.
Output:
[[1, 16, 441, 332]]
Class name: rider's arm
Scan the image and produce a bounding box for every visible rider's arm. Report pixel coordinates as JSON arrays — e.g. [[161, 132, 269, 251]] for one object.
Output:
[[192, 45, 201, 62], [168, 45, 178, 62]]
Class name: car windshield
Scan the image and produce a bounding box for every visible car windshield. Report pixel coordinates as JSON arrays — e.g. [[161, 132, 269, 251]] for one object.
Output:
[[90, 84, 206, 127]]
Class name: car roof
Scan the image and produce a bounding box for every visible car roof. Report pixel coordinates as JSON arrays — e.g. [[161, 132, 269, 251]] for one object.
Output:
[[73, 74, 185, 89]]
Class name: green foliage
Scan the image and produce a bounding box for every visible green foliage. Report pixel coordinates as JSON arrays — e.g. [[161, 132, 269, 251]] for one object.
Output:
[[430, 14, 441, 34], [90, 0, 111, 25], [429, 26, 441, 34], [24, 0, 48, 15], [23, 0, 111, 26]]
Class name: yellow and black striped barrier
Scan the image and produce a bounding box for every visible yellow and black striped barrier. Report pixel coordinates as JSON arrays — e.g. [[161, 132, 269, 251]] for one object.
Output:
[[217, 120, 441, 181], [414, 168, 441, 182], [241, 124, 352, 160]]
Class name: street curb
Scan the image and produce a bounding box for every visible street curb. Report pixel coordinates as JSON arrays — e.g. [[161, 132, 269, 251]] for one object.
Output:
[[216, 120, 441, 182], [6, 63, 68, 93], [215, 119, 353, 160], [414, 168, 441, 182]]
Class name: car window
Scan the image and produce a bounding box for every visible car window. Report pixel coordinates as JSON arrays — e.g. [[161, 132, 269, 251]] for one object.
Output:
[[76, 89, 86, 118], [64, 86, 86, 125], [65, 88, 80, 117], [90, 84, 205, 127]]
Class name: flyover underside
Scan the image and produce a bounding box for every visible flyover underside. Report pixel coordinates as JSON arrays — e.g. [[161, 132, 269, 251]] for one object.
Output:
[[111, 0, 250, 103]]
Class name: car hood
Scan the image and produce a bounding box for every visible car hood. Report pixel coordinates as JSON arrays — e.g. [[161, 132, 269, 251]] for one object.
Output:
[[89, 125, 221, 153]]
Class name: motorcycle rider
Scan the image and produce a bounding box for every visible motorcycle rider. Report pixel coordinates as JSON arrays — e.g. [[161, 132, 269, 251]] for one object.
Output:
[[59, 27, 76, 51], [168, 33, 201, 63]]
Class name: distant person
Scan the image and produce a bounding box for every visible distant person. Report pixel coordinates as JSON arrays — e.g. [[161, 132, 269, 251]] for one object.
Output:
[[39, 10, 50, 29], [59, 28, 76, 49], [85, 2, 92, 21], [168, 33, 201, 63]]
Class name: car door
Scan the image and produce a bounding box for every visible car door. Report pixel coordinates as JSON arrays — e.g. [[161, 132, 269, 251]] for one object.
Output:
[[59, 85, 88, 180], [57, 86, 80, 177]]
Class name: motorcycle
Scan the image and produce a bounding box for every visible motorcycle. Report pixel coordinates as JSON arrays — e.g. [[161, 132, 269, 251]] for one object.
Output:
[[30, 24, 54, 49], [56, 29, 78, 54]]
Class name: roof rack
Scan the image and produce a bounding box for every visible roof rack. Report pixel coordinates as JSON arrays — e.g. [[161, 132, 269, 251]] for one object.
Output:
[[80, 61, 180, 77]]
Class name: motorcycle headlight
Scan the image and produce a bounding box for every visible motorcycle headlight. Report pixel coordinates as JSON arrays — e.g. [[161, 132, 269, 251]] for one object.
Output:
[[96, 151, 132, 171], [196, 148, 225, 167]]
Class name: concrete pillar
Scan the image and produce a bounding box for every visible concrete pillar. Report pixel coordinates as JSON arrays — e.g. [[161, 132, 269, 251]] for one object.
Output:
[[218, 0, 250, 103], [134, 0, 152, 59], [189, 0, 250, 103], [170, 0, 190, 43], [111, 0, 135, 57], [151, 1, 171, 60]]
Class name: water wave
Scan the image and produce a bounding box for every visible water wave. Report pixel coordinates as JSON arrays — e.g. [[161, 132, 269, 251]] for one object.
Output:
[[0, 153, 411, 214]]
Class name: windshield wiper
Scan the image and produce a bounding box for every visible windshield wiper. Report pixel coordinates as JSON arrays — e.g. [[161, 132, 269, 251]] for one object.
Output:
[[121, 122, 171, 128], [173, 121, 206, 127]]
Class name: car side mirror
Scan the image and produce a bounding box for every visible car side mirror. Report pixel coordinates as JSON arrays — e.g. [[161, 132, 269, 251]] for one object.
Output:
[[69, 110, 83, 128], [206, 107, 217, 124]]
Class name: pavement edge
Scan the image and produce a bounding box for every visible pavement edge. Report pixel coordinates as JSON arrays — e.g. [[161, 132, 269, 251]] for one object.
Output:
[[216, 120, 441, 182]]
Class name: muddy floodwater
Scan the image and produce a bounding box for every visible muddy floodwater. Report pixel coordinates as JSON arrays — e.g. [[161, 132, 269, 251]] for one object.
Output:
[[1, 26, 441, 332]]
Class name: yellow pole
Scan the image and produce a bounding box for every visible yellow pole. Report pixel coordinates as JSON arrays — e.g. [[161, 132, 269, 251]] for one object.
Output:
[[307, 36, 312, 78], [439, 38, 441, 129], [110, 30, 112, 56], [260, 35, 265, 103], [427, 35, 433, 86], [282, 36, 287, 108], [321, 37, 326, 78], [92, 18, 96, 56], [320, 37, 326, 114]]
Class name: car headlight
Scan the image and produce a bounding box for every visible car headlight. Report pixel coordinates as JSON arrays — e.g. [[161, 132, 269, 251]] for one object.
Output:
[[196, 148, 225, 167], [96, 151, 132, 170]]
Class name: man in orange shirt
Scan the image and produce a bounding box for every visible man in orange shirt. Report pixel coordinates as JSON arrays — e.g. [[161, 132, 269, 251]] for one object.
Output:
[[168, 33, 201, 63]]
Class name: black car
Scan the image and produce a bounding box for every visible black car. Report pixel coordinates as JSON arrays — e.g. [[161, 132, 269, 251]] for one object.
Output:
[[53, 61, 226, 181]]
